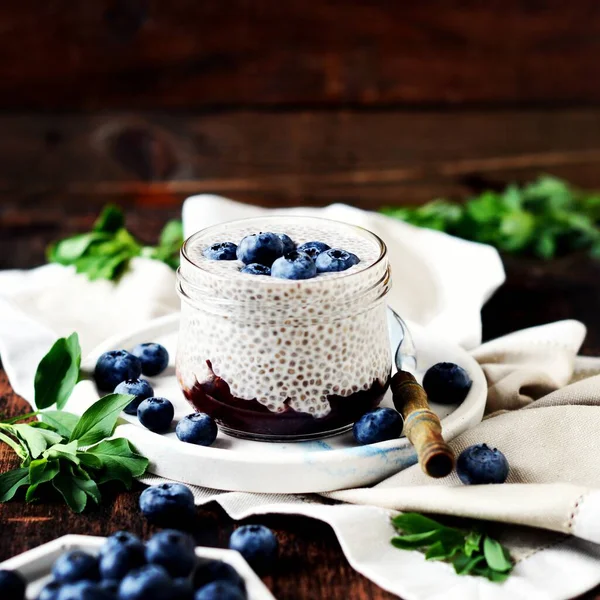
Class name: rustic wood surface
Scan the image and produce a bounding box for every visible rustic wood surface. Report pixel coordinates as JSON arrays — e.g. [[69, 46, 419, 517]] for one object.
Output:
[[2, 234, 600, 598]]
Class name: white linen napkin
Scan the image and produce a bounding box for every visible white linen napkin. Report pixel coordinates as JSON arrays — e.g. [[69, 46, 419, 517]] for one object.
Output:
[[2, 196, 599, 599]]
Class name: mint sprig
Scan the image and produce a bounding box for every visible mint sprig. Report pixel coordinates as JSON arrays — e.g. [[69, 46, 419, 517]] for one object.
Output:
[[47, 205, 183, 281], [391, 513, 513, 582], [381, 175, 600, 260], [0, 332, 149, 512]]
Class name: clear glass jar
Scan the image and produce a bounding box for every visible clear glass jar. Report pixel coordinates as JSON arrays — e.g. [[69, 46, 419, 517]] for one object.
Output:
[[176, 216, 392, 441]]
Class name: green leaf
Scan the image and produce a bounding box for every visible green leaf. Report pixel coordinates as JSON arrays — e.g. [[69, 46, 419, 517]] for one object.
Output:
[[48, 233, 106, 265], [52, 473, 88, 513], [0, 427, 29, 462], [41, 411, 80, 439], [0, 468, 30, 501], [12, 424, 62, 459], [84, 438, 149, 489], [93, 205, 125, 234], [44, 441, 80, 465], [34, 332, 82, 410], [483, 536, 512, 572], [77, 452, 103, 470], [391, 531, 442, 550], [391, 513, 448, 534], [453, 552, 486, 575], [424, 541, 459, 561], [159, 220, 184, 249], [464, 531, 482, 557], [69, 393, 135, 447], [72, 476, 102, 505], [29, 458, 60, 486]]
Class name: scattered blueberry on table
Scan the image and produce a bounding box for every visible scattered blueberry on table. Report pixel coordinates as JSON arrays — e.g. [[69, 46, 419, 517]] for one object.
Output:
[[296, 240, 330, 259], [114, 379, 154, 415], [228, 525, 278, 573], [202, 242, 238, 261], [139, 483, 196, 526], [271, 251, 317, 280], [132, 343, 169, 377], [352, 407, 403, 445], [315, 248, 360, 273], [240, 263, 271, 276], [456, 443, 510, 485], [94, 350, 142, 391], [0, 569, 26, 600], [176, 413, 218, 447], [236, 232, 284, 266], [423, 362, 472, 405], [137, 397, 174, 433]]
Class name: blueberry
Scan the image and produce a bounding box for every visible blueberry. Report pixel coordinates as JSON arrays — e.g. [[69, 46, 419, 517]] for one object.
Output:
[[315, 248, 359, 273], [203, 242, 238, 261], [137, 397, 174, 433], [236, 233, 283, 266], [276, 233, 295, 254], [100, 532, 145, 558], [456, 443, 509, 485], [98, 579, 119, 595], [132, 343, 169, 377], [52, 551, 99, 583], [193, 561, 245, 594], [228, 525, 278, 573], [114, 379, 154, 415], [145, 530, 196, 578], [139, 483, 196, 526], [195, 581, 245, 600], [99, 544, 146, 581], [38, 580, 62, 600], [94, 351, 142, 392], [297, 241, 330, 259], [0, 570, 25, 600], [172, 577, 194, 600], [176, 413, 218, 447], [352, 408, 403, 445], [240, 263, 271, 276], [271, 251, 317, 280], [423, 362, 472, 405], [57, 581, 113, 600], [118, 565, 174, 600]]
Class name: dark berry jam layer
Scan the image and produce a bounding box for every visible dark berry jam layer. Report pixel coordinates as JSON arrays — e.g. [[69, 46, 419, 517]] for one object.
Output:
[[181, 361, 391, 441]]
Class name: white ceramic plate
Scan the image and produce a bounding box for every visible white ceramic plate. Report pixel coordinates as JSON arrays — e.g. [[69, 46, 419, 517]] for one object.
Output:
[[69, 313, 486, 494], [0, 535, 275, 600]]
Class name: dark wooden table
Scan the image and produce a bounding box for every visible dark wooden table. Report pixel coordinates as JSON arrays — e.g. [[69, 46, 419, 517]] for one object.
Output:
[[2, 248, 600, 600]]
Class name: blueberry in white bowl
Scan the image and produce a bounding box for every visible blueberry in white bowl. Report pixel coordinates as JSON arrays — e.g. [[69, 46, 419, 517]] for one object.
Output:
[[132, 342, 169, 377], [456, 443, 509, 485], [99, 541, 145, 581], [94, 350, 142, 391], [240, 263, 271, 276], [228, 525, 278, 573], [100, 531, 145, 558], [315, 248, 359, 273], [38, 580, 62, 600], [137, 397, 174, 433], [139, 483, 196, 526], [195, 580, 246, 600], [51, 550, 99, 584], [353, 407, 403, 445], [172, 577, 194, 600], [114, 379, 154, 415], [176, 413, 218, 447], [203, 242, 238, 261], [236, 232, 284, 266], [118, 564, 174, 600], [145, 530, 196, 578], [297, 240, 330, 259], [423, 362, 472, 405], [271, 251, 316, 280], [193, 560, 245, 595], [56, 581, 111, 600], [0, 569, 25, 600]]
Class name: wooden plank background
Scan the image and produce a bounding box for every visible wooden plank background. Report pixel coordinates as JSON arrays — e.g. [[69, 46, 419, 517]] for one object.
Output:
[[1, 0, 600, 267]]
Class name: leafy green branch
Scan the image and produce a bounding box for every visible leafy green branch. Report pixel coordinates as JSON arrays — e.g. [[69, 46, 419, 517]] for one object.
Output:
[[47, 205, 183, 281], [381, 175, 600, 260], [391, 513, 513, 582], [0, 332, 149, 512]]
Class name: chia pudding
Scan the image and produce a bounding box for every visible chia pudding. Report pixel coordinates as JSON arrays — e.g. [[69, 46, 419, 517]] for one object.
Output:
[[176, 216, 392, 441]]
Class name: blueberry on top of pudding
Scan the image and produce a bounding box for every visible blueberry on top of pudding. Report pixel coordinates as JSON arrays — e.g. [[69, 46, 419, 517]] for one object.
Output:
[[316, 248, 359, 273], [236, 232, 284, 265], [203, 242, 237, 260], [297, 240, 330, 259], [277, 233, 296, 254], [271, 251, 317, 280], [241, 263, 271, 276]]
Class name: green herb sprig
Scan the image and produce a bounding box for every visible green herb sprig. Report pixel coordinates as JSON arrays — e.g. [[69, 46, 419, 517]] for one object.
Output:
[[391, 513, 513, 582], [47, 205, 183, 281], [381, 175, 600, 260], [0, 332, 149, 512]]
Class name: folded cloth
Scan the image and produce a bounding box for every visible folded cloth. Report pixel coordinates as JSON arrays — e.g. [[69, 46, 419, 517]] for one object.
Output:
[[1, 196, 598, 599]]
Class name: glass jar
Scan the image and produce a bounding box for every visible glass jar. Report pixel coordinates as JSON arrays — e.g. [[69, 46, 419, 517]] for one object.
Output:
[[176, 216, 392, 441]]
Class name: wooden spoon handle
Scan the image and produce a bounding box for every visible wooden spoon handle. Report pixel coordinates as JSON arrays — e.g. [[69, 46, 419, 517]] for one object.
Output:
[[391, 370, 455, 478]]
